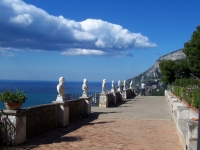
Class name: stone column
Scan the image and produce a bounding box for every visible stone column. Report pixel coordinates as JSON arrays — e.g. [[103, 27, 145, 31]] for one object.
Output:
[[84, 97, 92, 115], [0, 109, 26, 145], [52, 101, 69, 127], [99, 93, 108, 107], [113, 93, 117, 104]]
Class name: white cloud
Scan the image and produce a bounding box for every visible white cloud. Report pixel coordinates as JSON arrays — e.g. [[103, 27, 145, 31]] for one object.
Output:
[[61, 49, 106, 56], [0, 0, 157, 56], [10, 14, 32, 26]]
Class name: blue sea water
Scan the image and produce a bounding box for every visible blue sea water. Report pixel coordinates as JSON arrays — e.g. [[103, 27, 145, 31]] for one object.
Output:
[[0, 80, 111, 109]]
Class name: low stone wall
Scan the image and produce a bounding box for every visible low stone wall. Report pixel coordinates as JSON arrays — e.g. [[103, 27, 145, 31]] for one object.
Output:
[[26, 104, 59, 138], [68, 99, 85, 122], [165, 90, 199, 150], [126, 89, 135, 98], [0, 97, 91, 145], [115, 92, 122, 102], [99, 89, 135, 107], [107, 93, 115, 106]]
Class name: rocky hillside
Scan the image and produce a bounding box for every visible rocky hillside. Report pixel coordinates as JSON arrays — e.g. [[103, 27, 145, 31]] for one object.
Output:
[[127, 49, 186, 95]]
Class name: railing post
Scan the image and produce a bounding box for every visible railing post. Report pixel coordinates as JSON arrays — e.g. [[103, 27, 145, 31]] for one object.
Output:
[[83, 97, 92, 115], [0, 109, 26, 145], [99, 93, 108, 107], [52, 101, 69, 127]]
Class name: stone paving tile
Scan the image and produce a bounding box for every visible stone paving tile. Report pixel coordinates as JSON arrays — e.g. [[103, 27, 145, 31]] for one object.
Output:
[[0, 117, 182, 150], [0, 96, 183, 150]]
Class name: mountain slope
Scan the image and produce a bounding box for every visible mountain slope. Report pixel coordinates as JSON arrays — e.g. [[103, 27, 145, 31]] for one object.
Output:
[[128, 49, 186, 95]]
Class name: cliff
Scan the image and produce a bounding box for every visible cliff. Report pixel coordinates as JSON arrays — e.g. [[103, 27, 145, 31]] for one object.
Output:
[[128, 49, 186, 95]]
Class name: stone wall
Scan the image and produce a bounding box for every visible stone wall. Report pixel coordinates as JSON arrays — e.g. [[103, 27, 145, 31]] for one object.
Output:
[[115, 92, 122, 102], [107, 93, 115, 106], [26, 104, 59, 138], [99, 89, 135, 107], [165, 90, 198, 150], [0, 98, 91, 145], [126, 89, 135, 98], [68, 99, 85, 122]]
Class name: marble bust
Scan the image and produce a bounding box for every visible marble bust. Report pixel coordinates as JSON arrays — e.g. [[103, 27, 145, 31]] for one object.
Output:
[[111, 80, 114, 89], [57, 77, 65, 97], [130, 81, 133, 89], [111, 80, 115, 92], [102, 79, 106, 92], [117, 80, 121, 91], [82, 78, 88, 97], [123, 80, 126, 90]]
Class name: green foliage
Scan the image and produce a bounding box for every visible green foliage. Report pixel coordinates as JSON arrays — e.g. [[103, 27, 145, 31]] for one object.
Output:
[[173, 78, 200, 87], [149, 89, 165, 96], [159, 60, 177, 84], [170, 84, 200, 108], [183, 26, 200, 77], [0, 89, 28, 103], [191, 89, 200, 108]]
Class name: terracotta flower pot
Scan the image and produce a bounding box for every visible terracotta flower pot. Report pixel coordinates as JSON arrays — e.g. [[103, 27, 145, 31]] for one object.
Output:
[[4, 101, 23, 110]]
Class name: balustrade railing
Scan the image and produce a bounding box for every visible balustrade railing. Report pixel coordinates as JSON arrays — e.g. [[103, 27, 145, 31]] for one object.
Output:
[[67, 93, 100, 106]]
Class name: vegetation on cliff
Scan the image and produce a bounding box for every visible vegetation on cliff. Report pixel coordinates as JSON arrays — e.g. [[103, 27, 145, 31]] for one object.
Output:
[[159, 25, 200, 108]]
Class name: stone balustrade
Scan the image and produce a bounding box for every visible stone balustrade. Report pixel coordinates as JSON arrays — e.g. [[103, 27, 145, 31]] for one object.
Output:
[[0, 97, 92, 145], [99, 89, 135, 107], [0, 78, 135, 145], [165, 90, 199, 150]]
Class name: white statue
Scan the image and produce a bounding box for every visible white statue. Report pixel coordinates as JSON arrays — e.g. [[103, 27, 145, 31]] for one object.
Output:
[[111, 80, 114, 89], [56, 77, 65, 102], [57, 77, 65, 96], [117, 80, 121, 91], [102, 79, 106, 93], [81, 78, 88, 97], [129, 81, 133, 89], [111, 80, 115, 92], [123, 80, 126, 90]]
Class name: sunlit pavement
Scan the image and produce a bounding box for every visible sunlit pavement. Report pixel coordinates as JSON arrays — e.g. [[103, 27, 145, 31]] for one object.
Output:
[[1, 96, 182, 150]]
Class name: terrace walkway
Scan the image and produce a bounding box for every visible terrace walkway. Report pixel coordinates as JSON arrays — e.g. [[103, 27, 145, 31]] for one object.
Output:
[[1, 96, 182, 150]]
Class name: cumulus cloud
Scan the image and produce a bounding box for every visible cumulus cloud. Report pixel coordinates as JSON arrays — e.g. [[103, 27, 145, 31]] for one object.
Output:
[[0, 0, 157, 56]]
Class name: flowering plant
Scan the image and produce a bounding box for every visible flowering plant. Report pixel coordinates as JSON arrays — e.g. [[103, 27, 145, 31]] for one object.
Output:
[[0, 89, 28, 103]]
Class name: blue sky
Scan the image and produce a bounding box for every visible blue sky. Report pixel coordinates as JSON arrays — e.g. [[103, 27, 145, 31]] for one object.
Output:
[[0, 0, 199, 82]]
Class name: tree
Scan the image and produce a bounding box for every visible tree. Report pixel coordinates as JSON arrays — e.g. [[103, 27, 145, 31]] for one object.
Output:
[[176, 58, 191, 79], [159, 60, 177, 84], [183, 25, 200, 77]]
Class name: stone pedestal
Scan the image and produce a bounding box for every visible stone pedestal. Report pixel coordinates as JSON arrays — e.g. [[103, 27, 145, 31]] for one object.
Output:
[[52, 101, 69, 127], [99, 94, 108, 107], [0, 109, 26, 145], [80, 93, 88, 98], [84, 98, 92, 115], [112, 93, 117, 104], [56, 95, 65, 102]]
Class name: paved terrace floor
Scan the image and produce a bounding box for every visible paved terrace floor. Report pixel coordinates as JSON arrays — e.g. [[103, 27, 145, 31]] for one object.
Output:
[[1, 96, 183, 150]]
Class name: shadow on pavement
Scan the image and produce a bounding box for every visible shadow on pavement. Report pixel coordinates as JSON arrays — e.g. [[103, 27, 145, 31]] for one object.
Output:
[[0, 111, 116, 150]]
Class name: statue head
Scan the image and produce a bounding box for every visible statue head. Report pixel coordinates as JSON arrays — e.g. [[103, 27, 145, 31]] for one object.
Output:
[[59, 77, 65, 85], [83, 78, 88, 84], [103, 79, 106, 84]]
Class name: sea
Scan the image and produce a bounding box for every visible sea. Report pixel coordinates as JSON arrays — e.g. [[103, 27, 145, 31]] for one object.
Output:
[[0, 80, 112, 109]]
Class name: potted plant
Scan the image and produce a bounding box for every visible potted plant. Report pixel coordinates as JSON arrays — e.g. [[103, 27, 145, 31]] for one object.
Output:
[[0, 89, 28, 110]]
